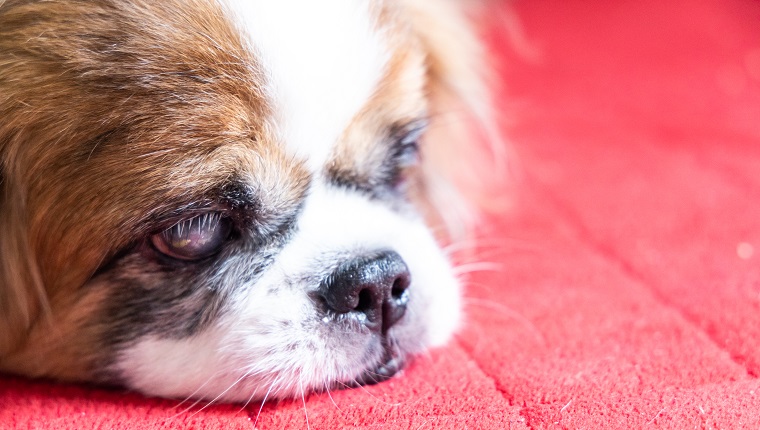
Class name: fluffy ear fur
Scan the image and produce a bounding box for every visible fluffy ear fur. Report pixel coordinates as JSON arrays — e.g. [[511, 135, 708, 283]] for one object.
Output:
[[0, 0, 49, 356], [399, 0, 506, 237], [0, 150, 48, 355]]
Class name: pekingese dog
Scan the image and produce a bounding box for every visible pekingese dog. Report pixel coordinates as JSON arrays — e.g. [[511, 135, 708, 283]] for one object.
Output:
[[0, 0, 489, 402]]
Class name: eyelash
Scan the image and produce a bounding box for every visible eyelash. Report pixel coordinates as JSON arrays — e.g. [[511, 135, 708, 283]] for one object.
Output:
[[150, 212, 233, 261], [384, 120, 427, 188], [393, 123, 424, 167]]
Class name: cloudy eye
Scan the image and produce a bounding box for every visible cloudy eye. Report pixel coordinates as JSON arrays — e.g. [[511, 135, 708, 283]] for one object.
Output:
[[151, 212, 232, 261]]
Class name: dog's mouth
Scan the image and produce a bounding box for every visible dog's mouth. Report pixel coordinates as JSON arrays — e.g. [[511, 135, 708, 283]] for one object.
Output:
[[350, 354, 404, 388], [346, 341, 405, 388]]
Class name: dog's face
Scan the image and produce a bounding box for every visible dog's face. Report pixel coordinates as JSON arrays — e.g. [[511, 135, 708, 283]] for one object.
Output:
[[0, 0, 479, 402]]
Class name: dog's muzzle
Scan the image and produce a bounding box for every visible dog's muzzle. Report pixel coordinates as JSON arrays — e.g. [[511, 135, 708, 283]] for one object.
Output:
[[318, 250, 410, 334]]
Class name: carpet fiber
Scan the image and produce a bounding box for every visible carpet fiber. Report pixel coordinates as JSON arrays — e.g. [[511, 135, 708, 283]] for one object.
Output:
[[3, 0, 760, 428]]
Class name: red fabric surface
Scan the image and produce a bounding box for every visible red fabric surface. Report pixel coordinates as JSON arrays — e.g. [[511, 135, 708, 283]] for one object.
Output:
[[3, 0, 760, 428]]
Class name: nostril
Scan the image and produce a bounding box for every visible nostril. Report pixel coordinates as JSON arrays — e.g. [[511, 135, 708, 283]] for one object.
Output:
[[382, 273, 410, 334], [391, 275, 409, 300], [356, 288, 374, 313]]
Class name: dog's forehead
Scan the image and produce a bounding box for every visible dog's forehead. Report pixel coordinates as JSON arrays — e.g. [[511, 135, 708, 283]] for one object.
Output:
[[227, 0, 389, 173]]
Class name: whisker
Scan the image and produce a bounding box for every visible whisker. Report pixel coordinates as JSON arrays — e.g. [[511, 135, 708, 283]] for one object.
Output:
[[443, 236, 549, 256], [452, 261, 504, 276], [238, 391, 257, 414], [237, 373, 272, 415], [187, 369, 254, 419], [298, 375, 311, 430], [323, 380, 343, 414], [441, 237, 522, 253], [170, 398, 207, 421], [170, 368, 225, 413], [252, 375, 280, 428], [464, 280, 514, 296], [461, 297, 545, 345], [336, 377, 404, 407]]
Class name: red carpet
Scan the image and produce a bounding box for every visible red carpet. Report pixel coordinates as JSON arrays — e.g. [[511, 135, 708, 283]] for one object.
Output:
[[3, 0, 760, 428]]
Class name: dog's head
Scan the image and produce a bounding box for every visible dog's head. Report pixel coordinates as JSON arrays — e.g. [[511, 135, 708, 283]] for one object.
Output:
[[0, 0, 486, 401]]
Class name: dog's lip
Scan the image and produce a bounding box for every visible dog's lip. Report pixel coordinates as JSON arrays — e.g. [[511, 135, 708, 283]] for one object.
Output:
[[347, 344, 405, 388]]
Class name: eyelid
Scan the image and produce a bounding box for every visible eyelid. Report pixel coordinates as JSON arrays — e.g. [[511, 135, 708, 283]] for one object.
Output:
[[394, 118, 428, 144], [150, 212, 232, 261], [391, 119, 428, 165]]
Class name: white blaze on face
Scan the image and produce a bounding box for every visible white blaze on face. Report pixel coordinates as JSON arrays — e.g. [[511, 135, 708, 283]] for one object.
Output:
[[226, 0, 389, 172]]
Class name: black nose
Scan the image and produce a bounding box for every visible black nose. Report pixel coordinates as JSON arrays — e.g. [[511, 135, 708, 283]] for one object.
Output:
[[319, 251, 410, 334]]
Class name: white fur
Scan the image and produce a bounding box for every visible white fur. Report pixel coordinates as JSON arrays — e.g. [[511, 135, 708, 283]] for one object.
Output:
[[226, 0, 389, 172], [120, 184, 460, 402]]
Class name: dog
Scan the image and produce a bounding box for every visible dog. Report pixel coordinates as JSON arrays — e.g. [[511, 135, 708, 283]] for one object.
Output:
[[0, 0, 490, 402]]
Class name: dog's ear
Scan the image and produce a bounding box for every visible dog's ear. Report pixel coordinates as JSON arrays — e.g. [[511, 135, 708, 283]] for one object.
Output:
[[0, 141, 49, 356], [398, 0, 507, 236], [400, 0, 491, 128], [0, 1, 43, 355]]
